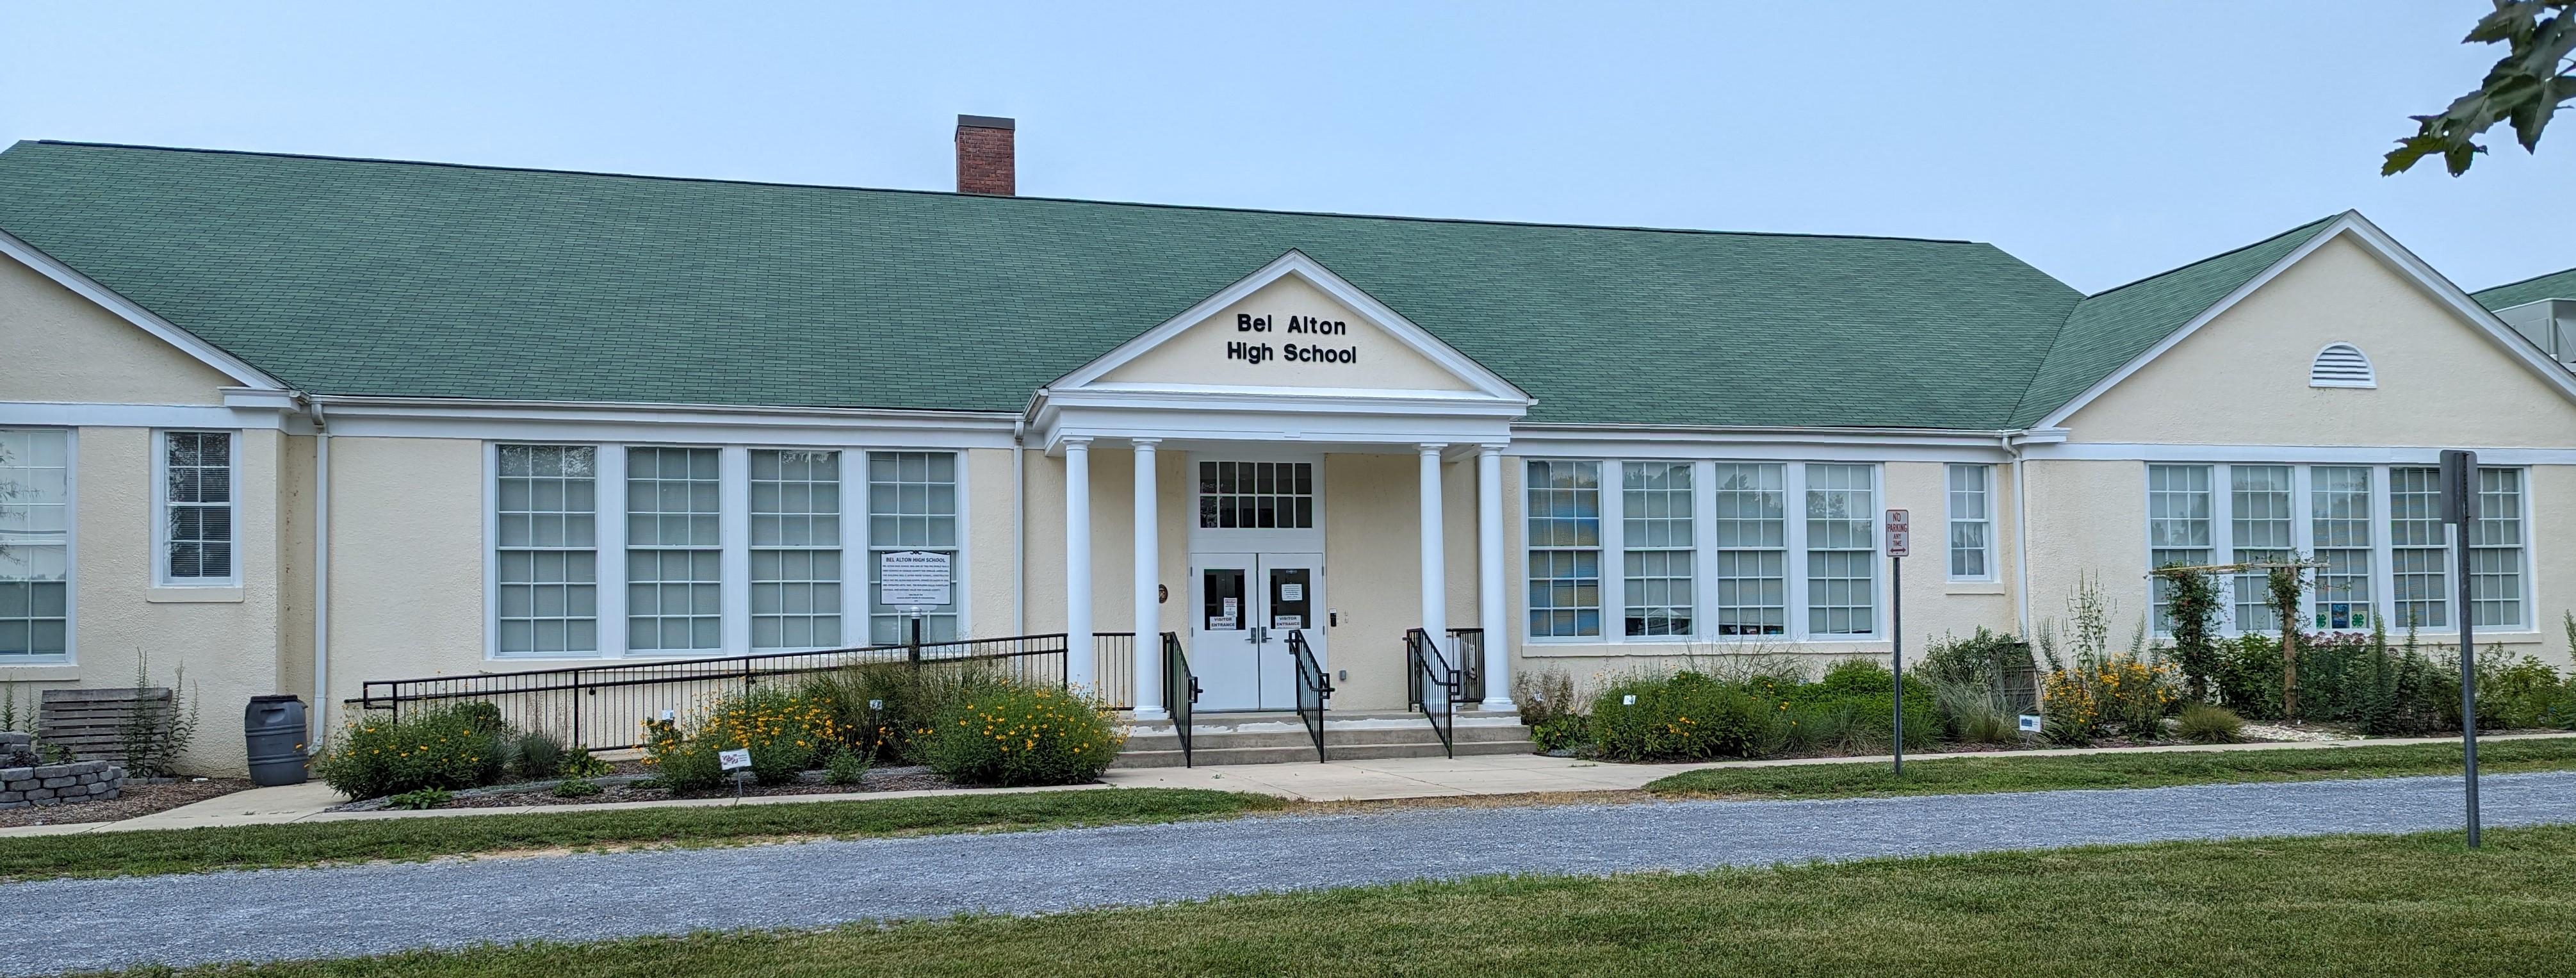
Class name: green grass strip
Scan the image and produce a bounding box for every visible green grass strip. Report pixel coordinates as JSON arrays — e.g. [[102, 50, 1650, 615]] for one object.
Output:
[[1646, 735, 2576, 799], [0, 788, 1281, 883], [90, 825, 2576, 977]]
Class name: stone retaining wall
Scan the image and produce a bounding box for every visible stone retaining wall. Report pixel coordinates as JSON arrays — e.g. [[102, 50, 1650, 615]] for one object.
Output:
[[0, 732, 127, 809]]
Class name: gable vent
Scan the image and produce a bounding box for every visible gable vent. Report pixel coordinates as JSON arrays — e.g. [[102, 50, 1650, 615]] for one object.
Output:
[[2310, 343, 2376, 388]]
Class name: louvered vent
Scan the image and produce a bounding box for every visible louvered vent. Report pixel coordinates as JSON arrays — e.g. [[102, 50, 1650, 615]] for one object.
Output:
[[2310, 343, 2375, 388]]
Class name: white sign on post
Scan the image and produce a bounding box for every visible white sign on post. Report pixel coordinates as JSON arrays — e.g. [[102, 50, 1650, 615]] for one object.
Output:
[[2018, 714, 2043, 734], [717, 748, 753, 771], [1885, 509, 1911, 558], [876, 551, 953, 607]]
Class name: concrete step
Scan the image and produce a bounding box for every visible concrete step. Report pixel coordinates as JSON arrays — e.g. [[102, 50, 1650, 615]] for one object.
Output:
[[1113, 737, 1535, 769], [1112, 712, 1535, 769], [1124, 717, 1529, 752]]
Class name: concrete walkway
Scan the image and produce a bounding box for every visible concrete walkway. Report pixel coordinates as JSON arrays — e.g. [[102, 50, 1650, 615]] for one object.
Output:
[[6, 770, 2572, 976], [3, 731, 2561, 838]]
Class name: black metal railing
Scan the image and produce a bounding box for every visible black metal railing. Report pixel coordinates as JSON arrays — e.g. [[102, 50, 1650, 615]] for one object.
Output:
[[1406, 628, 1458, 758], [1093, 631, 1137, 709], [1161, 631, 1198, 768], [1288, 629, 1332, 763], [351, 630, 1137, 752], [1447, 627, 1486, 705]]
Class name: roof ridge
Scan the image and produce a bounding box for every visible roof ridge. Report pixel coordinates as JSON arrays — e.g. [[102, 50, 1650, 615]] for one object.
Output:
[[2077, 213, 2344, 300], [17, 138, 1990, 247]]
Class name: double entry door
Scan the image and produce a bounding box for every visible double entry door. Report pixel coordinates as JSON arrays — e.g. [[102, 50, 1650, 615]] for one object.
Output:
[[1189, 552, 1325, 711]]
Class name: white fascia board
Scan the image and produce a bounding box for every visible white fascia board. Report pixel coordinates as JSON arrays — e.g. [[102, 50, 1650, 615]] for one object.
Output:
[[2021, 441, 2576, 466], [0, 229, 288, 391], [1039, 249, 1533, 407], [307, 396, 1018, 447], [1039, 404, 1514, 455], [2037, 213, 2576, 431], [0, 400, 299, 431]]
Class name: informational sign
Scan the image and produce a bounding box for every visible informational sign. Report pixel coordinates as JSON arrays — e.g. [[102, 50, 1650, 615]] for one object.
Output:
[[717, 748, 753, 771], [1885, 509, 1911, 558], [1276, 615, 1303, 629], [2018, 714, 2043, 734], [1223, 597, 1239, 618], [876, 551, 952, 607], [1280, 583, 1303, 602]]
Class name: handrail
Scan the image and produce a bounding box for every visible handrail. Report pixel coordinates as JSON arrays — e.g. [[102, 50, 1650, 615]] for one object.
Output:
[[1287, 629, 1332, 763], [1160, 632, 1198, 768], [1406, 627, 1458, 758]]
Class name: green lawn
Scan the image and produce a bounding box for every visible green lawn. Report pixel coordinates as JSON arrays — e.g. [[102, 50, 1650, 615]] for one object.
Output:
[[1646, 736, 2576, 799], [91, 826, 2576, 977], [0, 788, 1278, 883]]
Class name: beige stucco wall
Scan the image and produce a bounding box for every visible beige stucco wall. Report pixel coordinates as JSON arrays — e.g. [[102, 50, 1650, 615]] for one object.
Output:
[[964, 448, 1018, 640], [2019, 458, 2152, 646], [321, 437, 486, 714], [1321, 452, 1422, 712], [2065, 234, 2576, 446], [0, 253, 237, 405], [1100, 274, 1474, 391]]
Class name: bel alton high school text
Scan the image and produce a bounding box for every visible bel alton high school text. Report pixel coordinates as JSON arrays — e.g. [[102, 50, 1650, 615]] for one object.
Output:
[[1224, 313, 1358, 364]]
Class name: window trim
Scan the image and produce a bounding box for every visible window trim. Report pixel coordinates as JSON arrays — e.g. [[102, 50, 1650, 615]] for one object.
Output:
[[1944, 462, 1996, 582], [2142, 460, 2532, 637], [150, 429, 242, 588], [0, 428, 76, 665]]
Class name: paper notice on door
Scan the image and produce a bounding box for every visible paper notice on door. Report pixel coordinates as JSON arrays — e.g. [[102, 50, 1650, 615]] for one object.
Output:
[[1223, 597, 1239, 617], [1280, 583, 1303, 602], [1211, 615, 1236, 630], [1275, 615, 1303, 629]]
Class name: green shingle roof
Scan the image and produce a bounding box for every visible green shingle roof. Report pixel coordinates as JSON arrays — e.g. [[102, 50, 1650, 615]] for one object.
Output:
[[2475, 266, 2576, 311], [0, 140, 2335, 430]]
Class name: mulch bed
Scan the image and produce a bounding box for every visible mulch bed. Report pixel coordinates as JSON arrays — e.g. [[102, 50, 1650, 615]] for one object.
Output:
[[0, 778, 254, 828]]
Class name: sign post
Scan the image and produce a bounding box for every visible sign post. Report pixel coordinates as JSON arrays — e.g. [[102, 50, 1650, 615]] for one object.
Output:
[[2439, 450, 2481, 848], [718, 747, 753, 800], [1886, 509, 1909, 776]]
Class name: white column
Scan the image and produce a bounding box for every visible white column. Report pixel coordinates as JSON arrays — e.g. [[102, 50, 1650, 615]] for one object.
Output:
[[1477, 446, 1513, 710], [1419, 444, 1449, 642], [1131, 439, 1168, 720], [1064, 437, 1095, 690]]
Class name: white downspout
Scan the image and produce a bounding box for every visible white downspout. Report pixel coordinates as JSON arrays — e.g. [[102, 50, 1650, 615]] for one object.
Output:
[[1012, 420, 1026, 635], [310, 403, 331, 753], [2009, 434, 2032, 641]]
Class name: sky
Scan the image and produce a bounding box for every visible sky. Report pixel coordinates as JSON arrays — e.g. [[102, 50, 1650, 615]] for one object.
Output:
[[3, 1, 2569, 294]]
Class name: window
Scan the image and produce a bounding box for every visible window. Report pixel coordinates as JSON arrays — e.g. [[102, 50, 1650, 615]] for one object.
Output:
[[2309, 343, 2376, 388], [1711, 464, 1786, 636], [1621, 462, 1693, 637], [1946, 464, 1992, 580], [2311, 466, 2373, 630], [2229, 465, 2294, 631], [1804, 464, 1877, 635], [496, 445, 598, 656], [2147, 464, 2213, 632], [157, 431, 235, 584], [0, 430, 70, 661], [2469, 468, 2525, 628], [1524, 460, 1601, 638], [751, 450, 842, 650], [867, 452, 959, 644], [627, 447, 722, 653], [2390, 466, 2448, 629], [1198, 461, 1313, 529]]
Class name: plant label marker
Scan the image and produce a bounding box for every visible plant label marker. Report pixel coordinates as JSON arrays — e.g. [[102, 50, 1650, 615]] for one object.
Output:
[[2018, 714, 2042, 735], [2439, 449, 2481, 849], [1887, 509, 1908, 776], [720, 748, 753, 801]]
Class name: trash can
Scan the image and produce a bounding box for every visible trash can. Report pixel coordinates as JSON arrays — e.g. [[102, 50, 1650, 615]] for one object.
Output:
[[245, 695, 310, 786]]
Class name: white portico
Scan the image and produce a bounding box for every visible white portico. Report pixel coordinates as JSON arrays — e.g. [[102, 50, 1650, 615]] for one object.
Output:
[[1027, 251, 1531, 717]]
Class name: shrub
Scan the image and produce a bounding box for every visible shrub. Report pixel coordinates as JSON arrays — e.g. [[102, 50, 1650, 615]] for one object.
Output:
[[640, 687, 841, 790], [2039, 651, 2175, 744], [640, 719, 724, 793], [1587, 671, 1772, 762], [1776, 660, 1941, 754], [453, 701, 507, 735], [1917, 629, 2028, 690], [550, 778, 603, 799], [561, 747, 614, 779], [314, 706, 505, 800], [1529, 714, 1587, 753], [2176, 703, 2245, 744], [926, 681, 1125, 786], [512, 731, 568, 780], [1512, 668, 1582, 733], [803, 662, 1007, 764], [386, 787, 452, 810], [824, 746, 870, 786]]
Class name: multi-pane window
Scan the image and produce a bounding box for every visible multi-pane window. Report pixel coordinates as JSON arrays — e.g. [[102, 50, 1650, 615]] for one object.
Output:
[[1524, 460, 1601, 638], [868, 452, 959, 644], [1198, 461, 1314, 529], [0, 430, 70, 660], [159, 431, 234, 583], [2389, 466, 2448, 629], [2147, 464, 2213, 632], [1946, 464, 1992, 580], [627, 448, 722, 653], [1804, 464, 1876, 635], [751, 450, 842, 651], [2310, 467, 2373, 630], [496, 445, 598, 656], [1621, 462, 1693, 637], [1710, 464, 1786, 636], [2470, 468, 2525, 628], [2229, 466, 2294, 631]]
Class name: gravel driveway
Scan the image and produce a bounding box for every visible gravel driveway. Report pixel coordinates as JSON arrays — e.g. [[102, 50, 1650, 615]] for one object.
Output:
[[8, 771, 2573, 975]]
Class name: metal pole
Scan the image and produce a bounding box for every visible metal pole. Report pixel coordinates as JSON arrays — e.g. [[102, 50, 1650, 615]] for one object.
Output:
[[908, 614, 924, 670], [1891, 553, 1903, 776], [2441, 449, 2480, 849]]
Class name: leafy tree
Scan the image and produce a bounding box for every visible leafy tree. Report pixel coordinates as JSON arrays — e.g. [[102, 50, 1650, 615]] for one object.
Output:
[[2385, 1, 2576, 175]]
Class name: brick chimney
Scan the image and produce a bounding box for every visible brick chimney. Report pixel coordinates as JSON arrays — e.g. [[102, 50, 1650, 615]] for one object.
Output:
[[955, 115, 1015, 195]]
